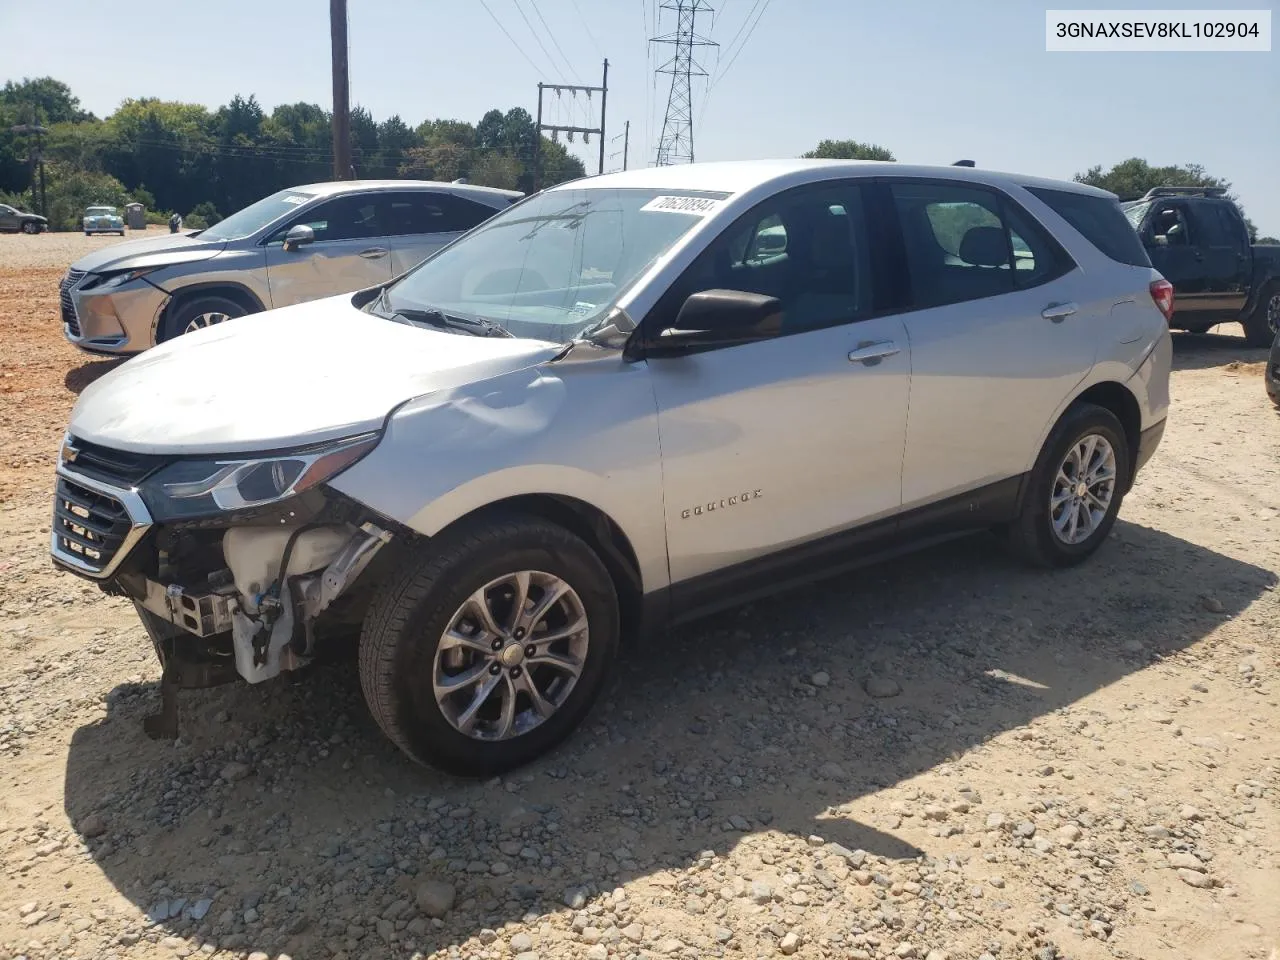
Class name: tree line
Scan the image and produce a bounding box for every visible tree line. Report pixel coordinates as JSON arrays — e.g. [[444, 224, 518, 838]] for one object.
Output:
[[801, 139, 1276, 244], [0, 77, 586, 230]]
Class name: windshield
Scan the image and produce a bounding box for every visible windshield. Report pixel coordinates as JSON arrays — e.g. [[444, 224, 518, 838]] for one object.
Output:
[[86, 207, 116, 216], [1122, 200, 1150, 229], [378, 187, 729, 344], [199, 187, 318, 242]]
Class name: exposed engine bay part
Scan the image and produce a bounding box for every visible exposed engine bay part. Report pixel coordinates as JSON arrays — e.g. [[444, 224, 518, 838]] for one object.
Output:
[[134, 521, 392, 686]]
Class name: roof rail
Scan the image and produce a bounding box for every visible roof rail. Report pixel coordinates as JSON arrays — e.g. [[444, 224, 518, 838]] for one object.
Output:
[[1141, 186, 1228, 200], [952, 159, 975, 167]]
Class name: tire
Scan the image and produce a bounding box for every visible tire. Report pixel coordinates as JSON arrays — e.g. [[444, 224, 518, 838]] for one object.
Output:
[[1005, 403, 1131, 568], [21, 221, 40, 235], [85, 231, 91, 236], [1243, 283, 1280, 348], [359, 513, 620, 777], [159, 294, 247, 343]]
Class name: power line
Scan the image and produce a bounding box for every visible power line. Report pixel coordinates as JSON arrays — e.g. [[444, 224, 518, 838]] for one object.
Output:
[[568, 0, 604, 58], [710, 0, 772, 90], [477, 0, 546, 76], [529, 0, 583, 82], [511, 0, 568, 82]]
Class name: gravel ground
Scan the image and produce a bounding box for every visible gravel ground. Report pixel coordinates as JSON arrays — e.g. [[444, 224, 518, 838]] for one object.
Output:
[[1, 232, 1278, 960]]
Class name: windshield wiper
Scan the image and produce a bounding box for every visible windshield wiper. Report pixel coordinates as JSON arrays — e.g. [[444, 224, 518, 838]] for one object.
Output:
[[393, 306, 512, 338]]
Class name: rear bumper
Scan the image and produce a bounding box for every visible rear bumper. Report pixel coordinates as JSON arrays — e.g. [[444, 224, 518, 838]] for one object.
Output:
[[1133, 418, 1166, 481]]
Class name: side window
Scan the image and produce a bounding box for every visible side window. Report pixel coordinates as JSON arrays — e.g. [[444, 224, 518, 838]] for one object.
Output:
[[664, 183, 873, 340], [383, 192, 499, 236], [890, 181, 1071, 308], [1149, 203, 1192, 247], [269, 195, 382, 244], [1195, 203, 1247, 248]]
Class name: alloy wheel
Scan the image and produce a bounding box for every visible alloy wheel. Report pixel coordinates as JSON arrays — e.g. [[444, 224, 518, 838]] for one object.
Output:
[[1049, 433, 1117, 545], [184, 311, 232, 333], [1267, 292, 1280, 336], [433, 570, 589, 741]]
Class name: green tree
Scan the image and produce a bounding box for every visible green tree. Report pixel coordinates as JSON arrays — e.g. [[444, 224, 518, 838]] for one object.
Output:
[[42, 162, 130, 231], [802, 139, 895, 161], [0, 77, 92, 124], [1075, 158, 1259, 242]]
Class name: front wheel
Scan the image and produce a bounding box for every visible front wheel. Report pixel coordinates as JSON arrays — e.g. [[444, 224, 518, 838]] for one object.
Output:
[[21, 221, 40, 235], [159, 294, 246, 343], [1243, 284, 1280, 348], [359, 514, 620, 777], [1005, 404, 1131, 568]]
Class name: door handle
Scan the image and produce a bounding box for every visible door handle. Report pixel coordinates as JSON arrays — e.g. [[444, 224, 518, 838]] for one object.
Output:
[[358, 247, 389, 259], [847, 340, 900, 365], [1042, 301, 1077, 322]]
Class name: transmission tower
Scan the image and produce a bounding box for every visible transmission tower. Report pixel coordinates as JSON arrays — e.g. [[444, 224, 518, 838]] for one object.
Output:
[[650, 0, 717, 166]]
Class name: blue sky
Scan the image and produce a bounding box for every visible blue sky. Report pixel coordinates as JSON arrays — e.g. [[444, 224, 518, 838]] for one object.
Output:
[[2, 0, 1276, 234]]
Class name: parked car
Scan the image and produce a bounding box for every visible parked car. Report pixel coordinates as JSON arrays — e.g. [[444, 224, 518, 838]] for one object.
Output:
[[83, 205, 126, 236], [1122, 187, 1280, 346], [51, 160, 1172, 775], [0, 202, 47, 234], [1266, 330, 1280, 407], [58, 180, 521, 355]]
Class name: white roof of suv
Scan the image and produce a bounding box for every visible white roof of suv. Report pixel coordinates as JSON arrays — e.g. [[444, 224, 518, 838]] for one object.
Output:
[[559, 160, 1116, 200]]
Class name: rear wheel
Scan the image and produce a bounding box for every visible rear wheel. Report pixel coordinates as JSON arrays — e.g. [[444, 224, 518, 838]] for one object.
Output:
[[1243, 284, 1280, 348], [359, 514, 619, 777], [1005, 404, 1130, 568], [159, 294, 247, 343]]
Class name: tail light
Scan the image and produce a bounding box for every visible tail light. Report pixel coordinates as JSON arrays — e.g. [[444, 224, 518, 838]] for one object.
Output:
[[1150, 279, 1175, 321]]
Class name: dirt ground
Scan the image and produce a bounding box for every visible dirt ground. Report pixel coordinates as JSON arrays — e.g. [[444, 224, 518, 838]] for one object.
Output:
[[0, 231, 1276, 960]]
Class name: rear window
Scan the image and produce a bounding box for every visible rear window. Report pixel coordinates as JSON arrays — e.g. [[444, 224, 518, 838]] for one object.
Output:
[[1026, 187, 1151, 268]]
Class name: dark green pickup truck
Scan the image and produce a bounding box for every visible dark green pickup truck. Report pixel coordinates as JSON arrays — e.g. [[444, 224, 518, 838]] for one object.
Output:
[[1123, 187, 1280, 346]]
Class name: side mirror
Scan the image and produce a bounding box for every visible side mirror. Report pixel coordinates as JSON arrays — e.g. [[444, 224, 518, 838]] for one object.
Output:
[[650, 289, 783, 356], [282, 223, 315, 252]]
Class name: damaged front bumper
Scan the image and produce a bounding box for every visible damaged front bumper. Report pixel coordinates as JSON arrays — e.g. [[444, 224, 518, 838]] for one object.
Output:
[[131, 520, 392, 684]]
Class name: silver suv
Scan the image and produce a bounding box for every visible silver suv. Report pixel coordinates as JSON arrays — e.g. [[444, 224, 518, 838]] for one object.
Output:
[[58, 179, 521, 354], [51, 160, 1172, 776]]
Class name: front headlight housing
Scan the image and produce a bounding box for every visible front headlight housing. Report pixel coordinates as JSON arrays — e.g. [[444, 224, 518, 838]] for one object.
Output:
[[85, 266, 159, 290], [139, 433, 379, 521]]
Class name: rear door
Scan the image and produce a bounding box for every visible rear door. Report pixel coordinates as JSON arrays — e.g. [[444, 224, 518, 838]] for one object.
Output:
[[1185, 200, 1250, 317], [0, 205, 17, 231], [264, 193, 394, 307], [387, 192, 501, 275], [882, 179, 1098, 510]]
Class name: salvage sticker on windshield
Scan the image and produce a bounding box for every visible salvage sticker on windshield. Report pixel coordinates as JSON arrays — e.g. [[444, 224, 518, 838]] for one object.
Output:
[[640, 195, 723, 216], [281, 195, 308, 205]]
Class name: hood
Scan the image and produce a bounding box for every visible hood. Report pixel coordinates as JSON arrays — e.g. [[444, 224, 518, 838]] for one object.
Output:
[[68, 295, 564, 455], [70, 232, 227, 274]]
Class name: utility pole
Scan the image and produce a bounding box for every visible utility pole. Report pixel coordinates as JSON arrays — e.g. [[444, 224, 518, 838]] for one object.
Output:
[[10, 123, 48, 216], [329, 0, 353, 180], [533, 59, 610, 188], [651, 0, 716, 166]]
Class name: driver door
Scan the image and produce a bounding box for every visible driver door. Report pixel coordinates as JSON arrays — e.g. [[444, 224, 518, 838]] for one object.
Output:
[[264, 193, 394, 308], [644, 181, 911, 617], [0, 205, 17, 231]]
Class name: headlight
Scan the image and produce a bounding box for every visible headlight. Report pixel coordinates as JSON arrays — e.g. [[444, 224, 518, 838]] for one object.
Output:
[[139, 433, 379, 521], [85, 267, 159, 290]]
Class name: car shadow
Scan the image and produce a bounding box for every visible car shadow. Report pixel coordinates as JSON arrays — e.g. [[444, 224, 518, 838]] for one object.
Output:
[[65, 357, 126, 395], [1171, 326, 1270, 372], [63, 521, 1273, 958]]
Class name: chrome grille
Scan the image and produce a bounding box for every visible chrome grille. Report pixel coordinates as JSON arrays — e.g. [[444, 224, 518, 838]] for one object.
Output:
[[53, 476, 132, 573], [60, 269, 86, 337]]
